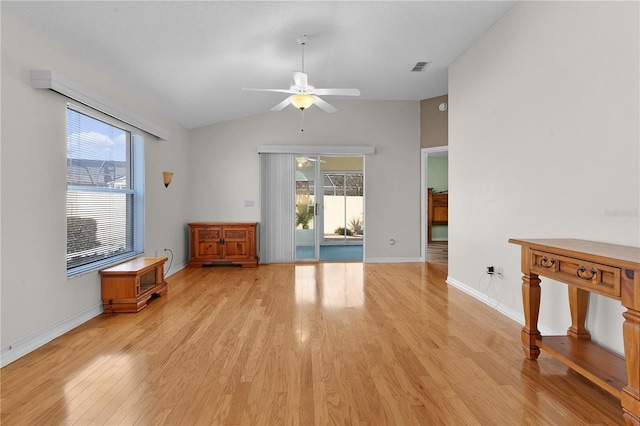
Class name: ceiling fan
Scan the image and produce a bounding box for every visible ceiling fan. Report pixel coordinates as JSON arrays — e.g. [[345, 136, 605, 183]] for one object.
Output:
[[243, 35, 361, 114]]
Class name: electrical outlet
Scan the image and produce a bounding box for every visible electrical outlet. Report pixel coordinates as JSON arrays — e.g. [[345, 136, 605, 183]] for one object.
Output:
[[154, 249, 158, 257], [486, 265, 503, 275]]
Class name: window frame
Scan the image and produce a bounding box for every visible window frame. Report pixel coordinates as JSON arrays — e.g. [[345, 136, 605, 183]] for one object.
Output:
[[66, 103, 144, 277]]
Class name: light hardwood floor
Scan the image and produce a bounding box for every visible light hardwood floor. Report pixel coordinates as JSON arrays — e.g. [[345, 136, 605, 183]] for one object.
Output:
[[427, 241, 448, 264], [1, 263, 624, 425]]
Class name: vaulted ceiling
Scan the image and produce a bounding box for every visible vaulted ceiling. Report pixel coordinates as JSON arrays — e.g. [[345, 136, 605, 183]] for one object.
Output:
[[3, 1, 515, 129]]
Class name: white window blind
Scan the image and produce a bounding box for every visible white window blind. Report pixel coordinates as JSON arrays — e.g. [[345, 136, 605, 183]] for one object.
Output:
[[259, 153, 295, 263], [66, 105, 144, 276]]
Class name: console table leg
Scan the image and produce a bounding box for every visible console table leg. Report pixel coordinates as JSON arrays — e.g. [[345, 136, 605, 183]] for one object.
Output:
[[622, 308, 640, 426], [567, 286, 591, 339], [521, 271, 541, 360]]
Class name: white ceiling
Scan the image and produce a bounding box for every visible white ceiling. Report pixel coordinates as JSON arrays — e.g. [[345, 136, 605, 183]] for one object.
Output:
[[3, 1, 515, 129]]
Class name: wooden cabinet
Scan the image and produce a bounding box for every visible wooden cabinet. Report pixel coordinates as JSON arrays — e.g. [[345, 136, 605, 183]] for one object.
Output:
[[188, 222, 258, 268], [509, 238, 640, 425], [100, 257, 168, 313], [427, 188, 448, 242]]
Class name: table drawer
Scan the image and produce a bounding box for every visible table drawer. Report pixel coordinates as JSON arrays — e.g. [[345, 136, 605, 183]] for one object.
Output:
[[531, 250, 621, 297]]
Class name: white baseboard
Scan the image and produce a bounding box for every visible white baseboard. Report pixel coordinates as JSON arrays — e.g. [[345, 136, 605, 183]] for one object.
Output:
[[1, 302, 103, 368], [365, 257, 423, 263], [446, 275, 559, 336], [1, 263, 188, 368], [430, 238, 448, 242]]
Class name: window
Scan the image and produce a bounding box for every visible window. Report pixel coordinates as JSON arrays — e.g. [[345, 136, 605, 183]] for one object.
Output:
[[66, 105, 144, 276]]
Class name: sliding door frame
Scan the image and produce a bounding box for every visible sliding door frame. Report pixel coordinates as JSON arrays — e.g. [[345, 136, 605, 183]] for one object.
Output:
[[258, 145, 374, 264]]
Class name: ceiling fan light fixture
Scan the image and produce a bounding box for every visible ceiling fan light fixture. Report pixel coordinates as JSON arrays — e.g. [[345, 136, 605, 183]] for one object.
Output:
[[290, 94, 315, 111]]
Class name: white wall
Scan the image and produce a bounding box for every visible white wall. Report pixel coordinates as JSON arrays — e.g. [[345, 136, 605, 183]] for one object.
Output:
[[189, 100, 421, 261], [448, 1, 639, 354], [1, 12, 190, 364]]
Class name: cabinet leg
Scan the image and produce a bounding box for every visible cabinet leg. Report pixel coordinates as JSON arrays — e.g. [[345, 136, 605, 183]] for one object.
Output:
[[521, 272, 541, 360], [622, 308, 640, 426], [567, 286, 591, 339]]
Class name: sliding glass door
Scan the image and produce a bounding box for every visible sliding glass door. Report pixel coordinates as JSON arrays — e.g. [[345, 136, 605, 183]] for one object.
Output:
[[294, 155, 364, 262], [295, 157, 317, 260], [322, 171, 364, 246], [259, 147, 372, 264]]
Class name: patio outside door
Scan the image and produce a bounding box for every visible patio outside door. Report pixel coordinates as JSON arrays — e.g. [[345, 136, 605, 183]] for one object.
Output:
[[295, 156, 318, 260], [320, 156, 364, 261], [322, 170, 364, 246], [295, 156, 364, 261]]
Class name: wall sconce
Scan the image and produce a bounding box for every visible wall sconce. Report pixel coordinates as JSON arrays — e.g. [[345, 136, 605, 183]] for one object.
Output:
[[162, 171, 174, 188]]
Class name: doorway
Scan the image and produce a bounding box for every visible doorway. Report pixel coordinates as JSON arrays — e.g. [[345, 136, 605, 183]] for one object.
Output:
[[295, 156, 364, 262], [421, 147, 448, 264]]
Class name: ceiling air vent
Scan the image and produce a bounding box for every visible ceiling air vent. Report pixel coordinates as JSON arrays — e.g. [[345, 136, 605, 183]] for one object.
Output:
[[411, 61, 430, 72]]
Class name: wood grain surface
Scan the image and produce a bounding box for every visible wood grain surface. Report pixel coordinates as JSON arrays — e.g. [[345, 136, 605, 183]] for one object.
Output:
[[1, 262, 624, 425]]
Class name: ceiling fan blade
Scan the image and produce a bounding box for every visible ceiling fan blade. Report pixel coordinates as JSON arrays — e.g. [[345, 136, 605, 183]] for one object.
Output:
[[313, 96, 337, 113], [243, 88, 295, 94], [314, 88, 361, 96], [271, 96, 292, 111], [293, 71, 308, 88]]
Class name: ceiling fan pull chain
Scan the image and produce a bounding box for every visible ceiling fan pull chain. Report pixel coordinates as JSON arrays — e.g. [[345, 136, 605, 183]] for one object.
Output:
[[301, 109, 305, 132]]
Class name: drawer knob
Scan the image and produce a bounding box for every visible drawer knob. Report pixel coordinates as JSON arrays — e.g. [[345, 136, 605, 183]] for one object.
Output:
[[577, 265, 596, 280], [540, 256, 556, 268]]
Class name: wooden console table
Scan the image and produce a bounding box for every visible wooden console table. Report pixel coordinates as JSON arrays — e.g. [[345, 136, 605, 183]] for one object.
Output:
[[509, 238, 640, 425], [100, 257, 168, 313]]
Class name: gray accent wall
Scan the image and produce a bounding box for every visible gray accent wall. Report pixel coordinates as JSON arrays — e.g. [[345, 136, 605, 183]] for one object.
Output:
[[188, 100, 422, 262]]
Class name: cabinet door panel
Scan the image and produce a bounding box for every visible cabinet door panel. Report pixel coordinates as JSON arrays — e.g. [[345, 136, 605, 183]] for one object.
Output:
[[196, 227, 223, 258], [223, 227, 250, 259], [224, 241, 249, 258], [199, 241, 222, 257]]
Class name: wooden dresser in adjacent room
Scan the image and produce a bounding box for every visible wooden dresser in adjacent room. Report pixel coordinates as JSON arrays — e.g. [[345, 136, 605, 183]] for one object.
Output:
[[188, 222, 258, 267], [427, 188, 448, 242]]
